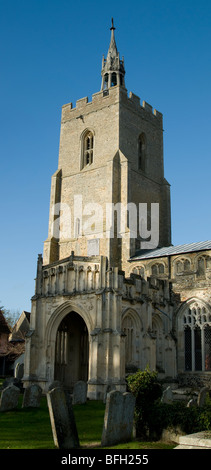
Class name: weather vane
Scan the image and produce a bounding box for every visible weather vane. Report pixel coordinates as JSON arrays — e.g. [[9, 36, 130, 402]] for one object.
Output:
[[110, 18, 116, 31]]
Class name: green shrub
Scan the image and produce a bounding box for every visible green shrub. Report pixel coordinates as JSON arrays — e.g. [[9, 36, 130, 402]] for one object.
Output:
[[127, 367, 162, 438], [127, 368, 211, 440]]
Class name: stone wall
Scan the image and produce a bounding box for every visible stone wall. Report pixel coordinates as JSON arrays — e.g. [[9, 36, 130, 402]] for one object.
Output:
[[43, 85, 171, 270], [23, 252, 176, 398]]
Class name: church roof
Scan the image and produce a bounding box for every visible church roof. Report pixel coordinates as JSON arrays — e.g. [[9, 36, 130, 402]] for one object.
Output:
[[130, 240, 211, 261]]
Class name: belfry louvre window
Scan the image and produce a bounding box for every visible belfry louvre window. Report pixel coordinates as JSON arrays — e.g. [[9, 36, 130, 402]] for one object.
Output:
[[184, 304, 211, 371], [82, 131, 94, 168]]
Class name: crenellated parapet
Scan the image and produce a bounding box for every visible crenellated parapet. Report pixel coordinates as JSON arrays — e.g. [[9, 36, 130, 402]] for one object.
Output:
[[34, 253, 171, 314], [61, 86, 162, 127]]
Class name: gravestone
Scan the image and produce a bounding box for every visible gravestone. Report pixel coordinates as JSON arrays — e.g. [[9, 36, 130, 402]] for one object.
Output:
[[161, 386, 173, 404], [197, 387, 208, 407], [2, 377, 23, 392], [22, 384, 42, 408], [47, 386, 79, 449], [0, 385, 20, 412], [48, 380, 63, 392], [103, 384, 116, 404], [101, 390, 135, 447], [72, 380, 87, 405]]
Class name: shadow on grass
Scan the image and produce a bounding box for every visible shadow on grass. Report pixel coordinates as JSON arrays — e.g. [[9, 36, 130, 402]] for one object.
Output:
[[0, 396, 174, 449]]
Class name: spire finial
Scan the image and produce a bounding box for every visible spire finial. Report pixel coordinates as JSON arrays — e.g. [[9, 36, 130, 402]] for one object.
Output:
[[110, 18, 115, 31], [100, 18, 125, 91]]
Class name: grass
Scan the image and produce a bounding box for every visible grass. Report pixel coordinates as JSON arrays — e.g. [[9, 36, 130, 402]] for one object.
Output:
[[0, 393, 175, 450]]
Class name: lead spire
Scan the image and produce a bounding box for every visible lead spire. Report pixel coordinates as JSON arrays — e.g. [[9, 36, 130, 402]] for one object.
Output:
[[101, 19, 125, 91]]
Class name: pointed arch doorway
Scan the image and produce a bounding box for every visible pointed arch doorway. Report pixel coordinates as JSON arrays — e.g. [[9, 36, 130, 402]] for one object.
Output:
[[54, 311, 89, 390]]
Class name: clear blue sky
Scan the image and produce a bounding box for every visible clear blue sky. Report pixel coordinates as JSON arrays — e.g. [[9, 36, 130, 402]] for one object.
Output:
[[0, 0, 211, 313]]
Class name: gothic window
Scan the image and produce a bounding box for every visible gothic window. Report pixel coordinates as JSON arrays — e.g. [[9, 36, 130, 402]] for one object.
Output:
[[138, 133, 146, 171], [151, 263, 165, 276], [123, 315, 134, 364], [81, 130, 94, 169], [197, 257, 206, 278], [132, 265, 145, 277], [183, 303, 211, 371], [175, 258, 191, 275], [122, 311, 141, 371]]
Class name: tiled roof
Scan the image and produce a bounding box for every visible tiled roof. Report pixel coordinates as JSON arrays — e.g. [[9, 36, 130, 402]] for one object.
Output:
[[130, 240, 211, 261]]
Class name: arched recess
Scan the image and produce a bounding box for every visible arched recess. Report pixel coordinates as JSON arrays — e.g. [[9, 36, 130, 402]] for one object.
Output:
[[122, 308, 143, 372], [45, 301, 93, 389], [176, 297, 211, 373], [152, 314, 164, 372]]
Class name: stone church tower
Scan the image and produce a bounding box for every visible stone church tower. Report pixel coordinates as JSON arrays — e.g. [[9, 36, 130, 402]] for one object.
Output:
[[43, 19, 171, 272], [23, 21, 176, 399]]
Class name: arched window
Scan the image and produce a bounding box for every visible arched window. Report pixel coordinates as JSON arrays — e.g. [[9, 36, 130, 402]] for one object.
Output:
[[175, 258, 191, 275], [104, 73, 109, 89], [123, 315, 134, 364], [151, 263, 165, 276], [197, 257, 206, 278], [183, 303, 211, 371], [138, 133, 146, 171], [122, 310, 142, 372], [132, 265, 145, 278], [81, 130, 94, 169], [111, 72, 117, 87]]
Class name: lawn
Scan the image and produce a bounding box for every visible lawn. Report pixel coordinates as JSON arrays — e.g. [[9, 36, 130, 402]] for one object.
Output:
[[0, 394, 175, 449]]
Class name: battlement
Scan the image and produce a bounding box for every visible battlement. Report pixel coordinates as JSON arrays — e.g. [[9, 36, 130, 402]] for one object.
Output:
[[35, 253, 169, 305], [61, 86, 162, 124]]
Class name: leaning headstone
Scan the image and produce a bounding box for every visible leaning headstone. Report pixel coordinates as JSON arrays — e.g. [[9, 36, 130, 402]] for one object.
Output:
[[197, 387, 208, 407], [161, 386, 173, 404], [72, 380, 87, 405], [0, 385, 20, 412], [47, 386, 79, 449], [101, 390, 135, 447], [48, 380, 64, 392], [22, 384, 42, 408]]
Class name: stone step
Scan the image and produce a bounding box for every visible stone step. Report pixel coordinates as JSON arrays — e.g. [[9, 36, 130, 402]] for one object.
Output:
[[175, 444, 209, 449], [175, 431, 211, 449]]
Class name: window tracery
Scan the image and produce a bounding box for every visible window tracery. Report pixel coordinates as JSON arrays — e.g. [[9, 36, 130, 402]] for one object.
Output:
[[81, 130, 94, 169], [151, 263, 165, 276], [183, 303, 211, 371]]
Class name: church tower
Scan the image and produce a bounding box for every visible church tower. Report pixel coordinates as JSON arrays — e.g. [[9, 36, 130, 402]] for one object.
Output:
[[43, 19, 171, 272], [23, 22, 176, 398]]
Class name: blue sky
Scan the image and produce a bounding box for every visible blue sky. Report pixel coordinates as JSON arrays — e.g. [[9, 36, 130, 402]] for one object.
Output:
[[0, 0, 211, 313]]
